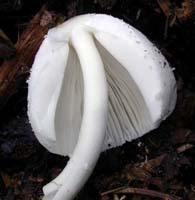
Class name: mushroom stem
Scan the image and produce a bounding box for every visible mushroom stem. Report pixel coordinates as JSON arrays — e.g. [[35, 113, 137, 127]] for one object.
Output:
[[43, 28, 108, 200]]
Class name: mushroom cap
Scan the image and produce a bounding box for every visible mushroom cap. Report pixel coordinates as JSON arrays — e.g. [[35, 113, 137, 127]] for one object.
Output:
[[28, 14, 177, 156]]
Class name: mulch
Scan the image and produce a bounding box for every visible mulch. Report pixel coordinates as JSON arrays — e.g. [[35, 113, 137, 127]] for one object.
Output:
[[0, 0, 195, 199]]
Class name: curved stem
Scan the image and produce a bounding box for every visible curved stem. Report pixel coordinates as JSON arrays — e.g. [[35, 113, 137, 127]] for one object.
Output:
[[43, 28, 108, 200]]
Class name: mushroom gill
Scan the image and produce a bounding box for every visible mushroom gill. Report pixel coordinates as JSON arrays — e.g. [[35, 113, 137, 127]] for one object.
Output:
[[27, 14, 177, 200]]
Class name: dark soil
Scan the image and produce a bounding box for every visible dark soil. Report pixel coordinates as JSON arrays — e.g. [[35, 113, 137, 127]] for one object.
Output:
[[0, 0, 195, 199]]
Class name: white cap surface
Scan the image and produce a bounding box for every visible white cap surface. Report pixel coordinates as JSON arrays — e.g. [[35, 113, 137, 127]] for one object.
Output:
[[28, 14, 177, 156]]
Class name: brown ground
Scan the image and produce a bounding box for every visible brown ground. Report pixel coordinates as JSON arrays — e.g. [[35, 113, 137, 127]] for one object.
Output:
[[0, 0, 195, 199]]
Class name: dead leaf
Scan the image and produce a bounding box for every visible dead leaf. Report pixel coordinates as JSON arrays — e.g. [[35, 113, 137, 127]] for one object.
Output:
[[124, 155, 166, 189], [175, 0, 195, 22], [157, 0, 195, 26], [40, 10, 55, 26], [1, 172, 11, 188]]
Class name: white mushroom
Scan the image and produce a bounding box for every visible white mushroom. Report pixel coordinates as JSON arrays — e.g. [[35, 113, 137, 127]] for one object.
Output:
[[27, 14, 177, 200]]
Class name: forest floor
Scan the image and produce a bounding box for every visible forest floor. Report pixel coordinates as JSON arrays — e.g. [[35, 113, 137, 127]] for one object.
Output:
[[0, 0, 195, 199]]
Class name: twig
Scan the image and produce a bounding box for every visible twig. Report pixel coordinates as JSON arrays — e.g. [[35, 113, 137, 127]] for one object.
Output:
[[157, 0, 172, 18], [164, 16, 169, 40], [101, 186, 128, 196], [136, 9, 142, 21], [177, 143, 193, 154], [101, 187, 182, 200]]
